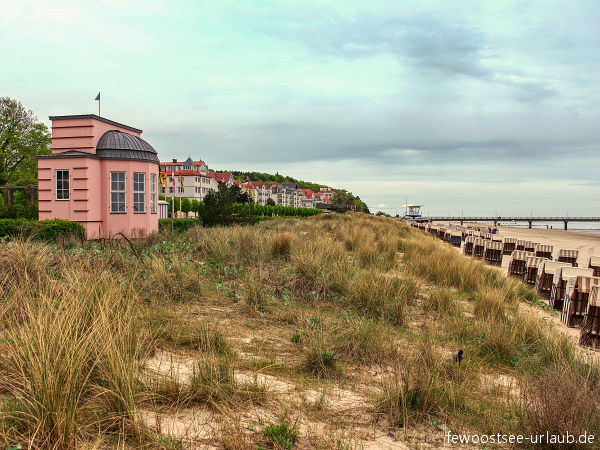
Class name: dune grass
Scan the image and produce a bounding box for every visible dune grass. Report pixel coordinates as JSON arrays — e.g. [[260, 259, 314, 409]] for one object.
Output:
[[0, 215, 597, 448]]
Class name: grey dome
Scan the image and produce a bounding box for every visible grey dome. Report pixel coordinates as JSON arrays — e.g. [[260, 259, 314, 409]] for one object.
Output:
[[96, 130, 159, 163]]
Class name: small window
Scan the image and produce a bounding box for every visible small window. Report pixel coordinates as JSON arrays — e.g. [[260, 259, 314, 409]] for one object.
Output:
[[110, 172, 126, 213], [133, 172, 146, 213], [56, 170, 69, 200], [150, 173, 157, 214]]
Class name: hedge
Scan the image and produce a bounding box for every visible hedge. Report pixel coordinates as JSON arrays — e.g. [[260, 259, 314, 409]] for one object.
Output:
[[159, 218, 200, 233], [0, 203, 38, 220], [0, 219, 85, 242], [159, 216, 262, 233], [232, 203, 322, 217]]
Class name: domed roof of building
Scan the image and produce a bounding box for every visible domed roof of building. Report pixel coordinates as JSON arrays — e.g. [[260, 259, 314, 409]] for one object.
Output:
[[96, 130, 159, 163]]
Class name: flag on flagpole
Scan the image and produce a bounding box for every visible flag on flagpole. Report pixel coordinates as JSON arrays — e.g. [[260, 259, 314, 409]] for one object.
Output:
[[95, 92, 100, 101], [178, 171, 184, 188]]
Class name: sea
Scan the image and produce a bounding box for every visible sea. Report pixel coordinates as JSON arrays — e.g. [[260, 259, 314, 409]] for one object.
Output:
[[493, 221, 600, 233]]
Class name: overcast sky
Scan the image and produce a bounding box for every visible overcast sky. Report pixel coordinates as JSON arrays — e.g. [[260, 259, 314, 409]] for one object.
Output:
[[1, 0, 599, 215]]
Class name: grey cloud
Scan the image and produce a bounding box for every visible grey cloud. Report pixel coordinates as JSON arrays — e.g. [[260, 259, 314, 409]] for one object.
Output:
[[149, 118, 597, 183], [257, 14, 557, 101], [500, 78, 557, 103], [261, 16, 490, 79]]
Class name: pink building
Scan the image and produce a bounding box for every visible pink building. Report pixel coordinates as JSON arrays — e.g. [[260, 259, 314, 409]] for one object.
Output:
[[37, 114, 160, 239]]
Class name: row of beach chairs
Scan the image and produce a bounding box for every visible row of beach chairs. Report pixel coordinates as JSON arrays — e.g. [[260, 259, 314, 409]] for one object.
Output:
[[507, 251, 600, 350], [409, 221, 600, 350]]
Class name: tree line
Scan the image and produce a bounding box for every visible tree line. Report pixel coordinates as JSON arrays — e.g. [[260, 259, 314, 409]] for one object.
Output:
[[216, 170, 370, 213]]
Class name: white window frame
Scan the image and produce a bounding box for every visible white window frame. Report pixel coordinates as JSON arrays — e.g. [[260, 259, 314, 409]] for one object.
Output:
[[133, 172, 146, 213], [110, 172, 126, 213], [56, 169, 69, 200], [150, 173, 157, 214]]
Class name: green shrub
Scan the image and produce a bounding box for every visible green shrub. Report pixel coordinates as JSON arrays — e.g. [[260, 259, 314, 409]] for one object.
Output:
[[263, 423, 299, 449], [0, 219, 84, 242], [0, 202, 38, 220], [0, 218, 26, 237], [159, 218, 200, 233]]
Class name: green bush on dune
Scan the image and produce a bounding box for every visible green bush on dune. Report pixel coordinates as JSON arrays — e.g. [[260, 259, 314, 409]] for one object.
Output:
[[0, 218, 84, 242]]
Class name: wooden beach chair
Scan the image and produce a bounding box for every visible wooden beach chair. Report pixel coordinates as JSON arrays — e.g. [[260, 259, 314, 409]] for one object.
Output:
[[430, 226, 438, 237], [448, 230, 462, 247], [492, 234, 503, 243], [525, 256, 546, 285], [524, 241, 537, 253], [502, 237, 517, 255], [561, 276, 600, 327], [516, 240, 527, 251], [579, 285, 600, 350], [507, 250, 534, 279], [535, 260, 571, 299], [558, 249, 578, 267], [484, 241, 503, 266], [473, 238, 485, 258], [534, 244, 553, 260], [484, 232, 493, 241], [549, 266, 593, 310], [588, 256, 600, 277], [463, 236, 475, 255]]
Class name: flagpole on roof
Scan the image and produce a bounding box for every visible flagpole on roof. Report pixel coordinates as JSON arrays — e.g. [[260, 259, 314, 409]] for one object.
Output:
[[95, 92, 101, 117]]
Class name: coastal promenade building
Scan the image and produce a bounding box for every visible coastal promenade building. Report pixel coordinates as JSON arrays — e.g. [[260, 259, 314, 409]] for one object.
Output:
[[158, 157, 230, 200], [37, 114, 160, 239]]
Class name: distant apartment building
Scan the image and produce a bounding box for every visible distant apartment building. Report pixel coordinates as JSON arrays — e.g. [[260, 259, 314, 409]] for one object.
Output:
[[315, 186, 334, 203], [158, 157, 326, 209], [272, 184, 305, 207], [254, 183, 273, 205], [161, 157, 208, 175], [207, 171, 234, 187], [159, 157, 229, 200], [300, 189, 317, 208], [240, 181, 258, 203]]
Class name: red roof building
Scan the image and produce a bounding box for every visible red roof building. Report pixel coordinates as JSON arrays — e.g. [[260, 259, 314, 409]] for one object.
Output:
[[206, 172, 234, 185], [300, 189, 314, 199]]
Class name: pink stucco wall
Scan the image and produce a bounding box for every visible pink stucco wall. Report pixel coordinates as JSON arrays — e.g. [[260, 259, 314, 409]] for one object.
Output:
[[51, 117, 142, 154], [39, 116, 158, 239]]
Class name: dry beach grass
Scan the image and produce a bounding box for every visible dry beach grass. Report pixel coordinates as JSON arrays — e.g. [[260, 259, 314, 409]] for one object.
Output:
[[0, 213, 599, 448]]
